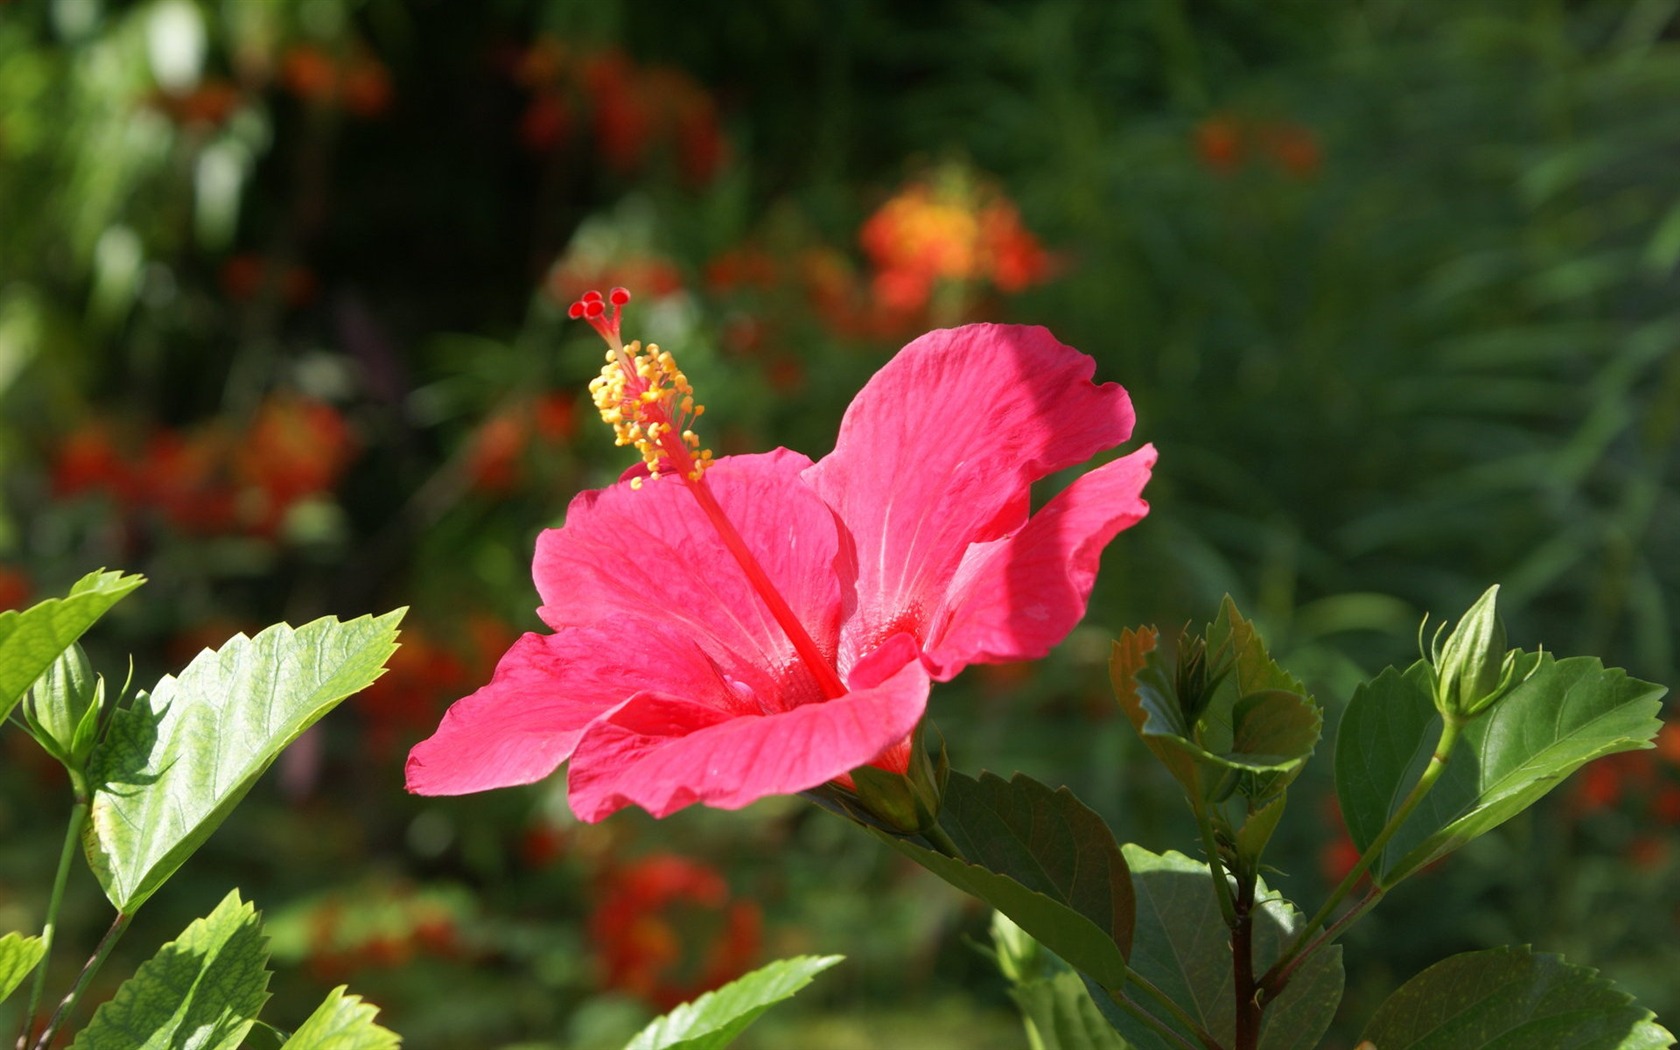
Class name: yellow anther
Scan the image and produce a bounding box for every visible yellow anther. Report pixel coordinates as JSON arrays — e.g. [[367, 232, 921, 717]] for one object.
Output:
[[589, 337, 712, 484]]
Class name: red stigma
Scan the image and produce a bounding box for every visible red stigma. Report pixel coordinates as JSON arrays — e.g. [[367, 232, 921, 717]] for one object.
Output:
[[569, 287, 633, 345]]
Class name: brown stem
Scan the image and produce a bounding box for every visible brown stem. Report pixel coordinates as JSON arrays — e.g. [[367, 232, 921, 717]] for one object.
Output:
[[1232, 874, 1260, 1050]]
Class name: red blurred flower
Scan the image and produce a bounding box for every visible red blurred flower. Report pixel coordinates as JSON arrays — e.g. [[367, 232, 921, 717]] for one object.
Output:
[[588, 853, 762, 1010], [51, 422, 132, 501], [137, 427, 242, 535], [408, 296, 1155, 822], [219, 254, 317, 308], [465, 393, 579, 495], [1571, 750, 1657, 815], [0, 566, 29, 611], [520, 93, 573, 152]]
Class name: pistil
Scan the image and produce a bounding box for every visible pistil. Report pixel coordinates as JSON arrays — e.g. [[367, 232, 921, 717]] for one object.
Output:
[[571, 288, 848, 702]]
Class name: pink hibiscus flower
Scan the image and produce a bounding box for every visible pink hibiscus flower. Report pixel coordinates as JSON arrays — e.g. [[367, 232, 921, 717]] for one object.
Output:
[[405, 288, 1155, 821]]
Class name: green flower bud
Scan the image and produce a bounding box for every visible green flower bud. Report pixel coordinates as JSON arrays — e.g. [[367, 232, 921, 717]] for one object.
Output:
[[1428, 585, 1535, 718], [21, 643, 106, 771], [846, 725, 948, 837]]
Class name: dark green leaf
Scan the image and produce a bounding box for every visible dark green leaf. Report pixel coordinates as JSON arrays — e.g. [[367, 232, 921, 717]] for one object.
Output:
[[279, 986, 400, 1050], [621, 955, 842, 1050], [1105, 846, 1341, 1050], [876, 771, 1133, 988], [0, 570, 143, 722], [69, 891, 270, 1050], [84, 612, 404, 912], [0, 932, 46, 1004], [1337, 656, 1666, 884], [1360, 946, 1674, 1049]]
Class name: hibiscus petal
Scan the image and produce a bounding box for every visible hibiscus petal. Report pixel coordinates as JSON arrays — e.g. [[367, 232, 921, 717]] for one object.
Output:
[[924, 445, 1157, 679], [404, 620, 741, 796], [533, 449, 842, 704], [805, 325, 1137, 664], [565, 644, 931, 821]]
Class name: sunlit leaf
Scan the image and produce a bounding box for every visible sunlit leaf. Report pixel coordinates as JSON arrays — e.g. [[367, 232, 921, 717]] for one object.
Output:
[[0, 932, 46, 1005], [84, 611, 404, 912], [0, 569, 143, 722], [1337, 655, 1666, 885], [279, 986, 400, 1050], [1360, 946, 1674, 1050], [69, 891, 270, 1050], [621, 955, 842, 1050]]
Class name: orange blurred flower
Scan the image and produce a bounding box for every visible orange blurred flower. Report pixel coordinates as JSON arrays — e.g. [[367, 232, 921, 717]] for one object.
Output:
[[280, 43, 392, 117], [589, 853, 762, 1010], [1193, 114, 1244, 174], [859, 170, 1053, 320], [147, 78, 244, 128], [51, 394, 354, 540], [1193, 113, 1324, 180], [236, 394, 357, 532], [1259, 121, 1323, 179]]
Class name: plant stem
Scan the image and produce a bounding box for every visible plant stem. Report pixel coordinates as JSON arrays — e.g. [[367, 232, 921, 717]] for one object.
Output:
[[1191, 797, 1237, 928], [921, 821, 962, 859], [1261, 713, 1464, 995], [1260, 884, 1384, 1003], [1232, 872, 1259, 1050], [17, 794, 90, 1050], [32, 912, 132, 1050]]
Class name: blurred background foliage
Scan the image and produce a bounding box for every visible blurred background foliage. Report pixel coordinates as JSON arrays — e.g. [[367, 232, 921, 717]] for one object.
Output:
[[1, 0, 1677, 1046]]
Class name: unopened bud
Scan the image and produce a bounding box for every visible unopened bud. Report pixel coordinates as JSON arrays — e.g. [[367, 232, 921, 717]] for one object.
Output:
[[21, 643, 106, 771]]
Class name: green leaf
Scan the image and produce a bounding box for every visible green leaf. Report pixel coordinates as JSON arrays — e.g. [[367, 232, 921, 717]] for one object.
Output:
[[1111, 627, 1201, 793], [874, 771, 1133, 988], [0, 570, 143, 721], [1095, 846, 1341, 1050], [621, 955, 842, 1050], [84, 611, 404, 912], [0, 932, 46, 1004], [1359, 946, 1674, 1049], [1010, 971, 1133, 1050], [1337, 655, 1666, 884], [279, 986, 400, 1050], [69, 890, 270, 1050]]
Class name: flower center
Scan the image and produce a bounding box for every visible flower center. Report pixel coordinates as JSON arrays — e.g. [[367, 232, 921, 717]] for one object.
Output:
[[569, 287, 847, 702]]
